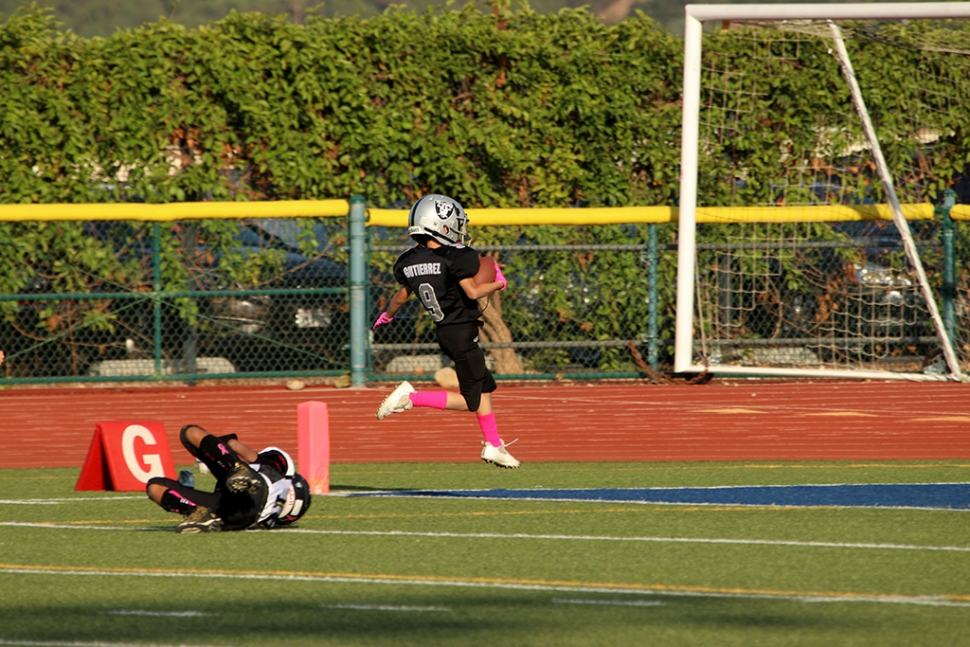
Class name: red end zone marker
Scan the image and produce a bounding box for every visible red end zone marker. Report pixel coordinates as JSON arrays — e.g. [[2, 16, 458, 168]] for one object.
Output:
[[75, 421, 176, 491], [297, 401, 331, 494]]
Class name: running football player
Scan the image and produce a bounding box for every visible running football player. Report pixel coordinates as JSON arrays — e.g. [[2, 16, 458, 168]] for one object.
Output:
[[372, 194, 520, 469]]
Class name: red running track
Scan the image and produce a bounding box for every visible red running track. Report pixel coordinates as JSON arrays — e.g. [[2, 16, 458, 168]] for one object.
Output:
[[1, 380, 968, 469]]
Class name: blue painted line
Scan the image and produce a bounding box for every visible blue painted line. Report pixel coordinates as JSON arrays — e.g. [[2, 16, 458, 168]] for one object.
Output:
[[351, 483, 970, 510]]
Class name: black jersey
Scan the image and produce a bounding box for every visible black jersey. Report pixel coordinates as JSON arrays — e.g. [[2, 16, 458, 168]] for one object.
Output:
[[394, 244, 482, 326]]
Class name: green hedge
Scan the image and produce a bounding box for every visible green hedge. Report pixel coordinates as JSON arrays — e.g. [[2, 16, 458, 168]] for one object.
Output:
[[0, 3, 683, 207], [4, 5, 970, 208]]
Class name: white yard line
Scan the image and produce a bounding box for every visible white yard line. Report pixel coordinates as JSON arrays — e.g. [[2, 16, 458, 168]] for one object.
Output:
[[2, 521, 968, 553], [321, 604, 449, 612], [282, 528, 970, 553], [0, 641, 225, 647], [0, 497, 142, 505], [99, 610, 207, 617], [552, 598, 666, 607]]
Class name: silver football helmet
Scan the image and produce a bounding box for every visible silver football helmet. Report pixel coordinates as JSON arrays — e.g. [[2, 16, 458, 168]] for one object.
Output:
[[407, 194, 469, 246]]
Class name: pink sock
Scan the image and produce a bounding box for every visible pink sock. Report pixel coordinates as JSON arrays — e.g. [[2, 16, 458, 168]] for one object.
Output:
[[409, 391, 448, 410], [477, 412, 502, 447]]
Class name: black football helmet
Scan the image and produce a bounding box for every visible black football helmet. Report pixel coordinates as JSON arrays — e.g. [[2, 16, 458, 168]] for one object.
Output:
[[258, 446, 295, 477], [277, 473, 312, 525]]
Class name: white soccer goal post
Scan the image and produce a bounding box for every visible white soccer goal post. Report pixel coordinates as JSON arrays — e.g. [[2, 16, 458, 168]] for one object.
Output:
[[675, 3, 970, 381]]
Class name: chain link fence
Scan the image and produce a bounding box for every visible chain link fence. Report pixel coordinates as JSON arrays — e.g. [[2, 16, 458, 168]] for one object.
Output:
[[0, 218, 352, 383], [1, 205, 968, 385], [369, 227, 673, 382]]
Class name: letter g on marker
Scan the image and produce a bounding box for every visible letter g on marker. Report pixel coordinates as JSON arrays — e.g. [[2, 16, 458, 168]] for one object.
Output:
[[121, 424, 165, 482]]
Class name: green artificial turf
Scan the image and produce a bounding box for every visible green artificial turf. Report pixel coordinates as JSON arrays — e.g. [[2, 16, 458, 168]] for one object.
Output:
[[1, 461, 968, 646]]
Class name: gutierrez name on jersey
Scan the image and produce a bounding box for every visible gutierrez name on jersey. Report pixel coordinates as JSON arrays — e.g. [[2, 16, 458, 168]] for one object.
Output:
[[402, 262, 442, 279]]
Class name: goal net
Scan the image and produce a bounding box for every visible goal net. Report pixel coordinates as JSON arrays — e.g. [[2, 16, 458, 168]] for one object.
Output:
[[675, 3, 970, 381]]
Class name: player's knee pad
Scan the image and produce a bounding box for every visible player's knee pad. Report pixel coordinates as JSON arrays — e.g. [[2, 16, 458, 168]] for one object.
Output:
[[460, 368, 496, 412], [179, 425, 194, 450], [461, 389, 482, 413], [146, 476, 166, 494]]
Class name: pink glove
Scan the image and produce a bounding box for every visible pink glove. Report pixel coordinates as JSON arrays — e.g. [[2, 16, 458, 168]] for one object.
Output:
[[494, 262, 507, 290], [373, 312, 395, 329]]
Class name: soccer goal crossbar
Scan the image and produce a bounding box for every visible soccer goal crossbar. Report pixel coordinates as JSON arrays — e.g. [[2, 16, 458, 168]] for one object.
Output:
[[676, 3, 970, 382]]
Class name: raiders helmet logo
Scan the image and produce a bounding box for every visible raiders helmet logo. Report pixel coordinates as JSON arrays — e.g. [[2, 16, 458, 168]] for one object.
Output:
[[434, 199, 455, 220]]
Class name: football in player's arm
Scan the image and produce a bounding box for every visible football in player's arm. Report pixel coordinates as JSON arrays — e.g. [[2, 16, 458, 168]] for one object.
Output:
[[372, 194, 520, 469], [146, 424, 312, 533]]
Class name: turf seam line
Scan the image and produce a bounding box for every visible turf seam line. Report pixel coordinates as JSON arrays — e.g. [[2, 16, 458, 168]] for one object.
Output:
[[1, 564, 968, 608]]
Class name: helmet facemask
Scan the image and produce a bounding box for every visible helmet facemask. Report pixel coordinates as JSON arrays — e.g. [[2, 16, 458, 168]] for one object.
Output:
[[277, 473, 312, 525]]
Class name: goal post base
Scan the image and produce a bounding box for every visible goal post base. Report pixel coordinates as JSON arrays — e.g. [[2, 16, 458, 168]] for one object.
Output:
[[682, 364, 959, 383]]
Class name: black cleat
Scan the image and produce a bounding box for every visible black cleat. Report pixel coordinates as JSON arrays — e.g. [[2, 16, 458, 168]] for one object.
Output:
[[176, 506, 223, 533], [225, 462, 261, 494]]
